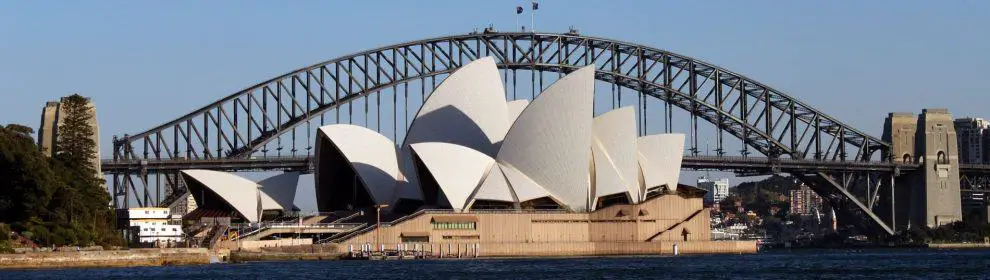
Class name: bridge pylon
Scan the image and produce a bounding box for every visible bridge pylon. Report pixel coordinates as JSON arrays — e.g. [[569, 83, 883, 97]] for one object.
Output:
[[880, 109, 962, 231]]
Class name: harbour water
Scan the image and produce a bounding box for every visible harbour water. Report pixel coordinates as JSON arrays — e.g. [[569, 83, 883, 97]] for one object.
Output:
[[2, 248, 988, 279]]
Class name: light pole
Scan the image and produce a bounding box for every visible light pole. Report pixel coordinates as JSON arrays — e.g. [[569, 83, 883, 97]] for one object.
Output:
[[375, 204, 389, 252]]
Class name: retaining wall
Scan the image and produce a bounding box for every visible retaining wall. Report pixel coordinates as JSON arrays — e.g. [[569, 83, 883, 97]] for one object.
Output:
[[0, 248, 211, 269]]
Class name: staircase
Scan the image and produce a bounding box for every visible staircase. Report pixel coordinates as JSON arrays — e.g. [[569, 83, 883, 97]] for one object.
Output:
[[201, 225, 228, 248], [647, 209, 705, 242]]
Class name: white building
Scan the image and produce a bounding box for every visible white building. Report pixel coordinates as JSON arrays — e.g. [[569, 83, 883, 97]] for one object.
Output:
[[698, 177, 730, 204], [125, 208, 183, 245]]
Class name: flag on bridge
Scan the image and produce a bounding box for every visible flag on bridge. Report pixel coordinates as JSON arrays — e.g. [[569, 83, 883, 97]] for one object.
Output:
[[532, 1, 539, 10], [516, 6, 524, 14]]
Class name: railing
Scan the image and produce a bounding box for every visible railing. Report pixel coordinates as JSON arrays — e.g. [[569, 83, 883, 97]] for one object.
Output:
[[331, 211, 364, 223], [234, 221, 365, 240], [265, 222, 363, 229]]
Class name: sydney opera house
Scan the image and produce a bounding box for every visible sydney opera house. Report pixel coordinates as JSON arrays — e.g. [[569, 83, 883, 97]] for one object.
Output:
[[180, 57, 755, 256]]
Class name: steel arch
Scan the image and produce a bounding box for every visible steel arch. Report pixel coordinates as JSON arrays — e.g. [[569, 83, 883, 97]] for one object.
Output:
[[107, 32, 897, 234], [112, 32, 889, 163]]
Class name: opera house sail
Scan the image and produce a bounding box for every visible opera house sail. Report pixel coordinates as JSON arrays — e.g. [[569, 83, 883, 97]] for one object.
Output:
[[313, 57, 686, 214], [180, 170, 300, 223]]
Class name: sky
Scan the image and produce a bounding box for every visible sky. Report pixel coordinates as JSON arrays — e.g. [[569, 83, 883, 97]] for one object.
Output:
[[2, 1, 989, 212]]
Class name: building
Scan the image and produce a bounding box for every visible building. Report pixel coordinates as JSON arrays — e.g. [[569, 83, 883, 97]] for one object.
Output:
[[954, 117, 989, 164], [37, 96, 101, 178], [315, 59, 684, 214], [190, 57, 756, 256], [789, 185, 822, 216], [123, 208, 183, 246], [698, 178, 729, 205]]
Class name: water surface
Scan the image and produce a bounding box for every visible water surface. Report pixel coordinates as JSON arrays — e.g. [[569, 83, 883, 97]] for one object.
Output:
[[2, 249, 989, 279]]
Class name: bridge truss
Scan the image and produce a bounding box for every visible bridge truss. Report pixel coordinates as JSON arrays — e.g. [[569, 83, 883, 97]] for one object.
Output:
[[108, 31, 942, 235]]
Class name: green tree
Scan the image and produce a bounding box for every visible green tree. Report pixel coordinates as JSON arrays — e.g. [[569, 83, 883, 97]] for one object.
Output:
[[0, 125, 59, 224], [0, 94, 121, 248], [52, 94, 116, 246]]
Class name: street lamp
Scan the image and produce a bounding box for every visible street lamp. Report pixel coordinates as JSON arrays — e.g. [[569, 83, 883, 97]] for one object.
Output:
[[375, 204, 389, 252]]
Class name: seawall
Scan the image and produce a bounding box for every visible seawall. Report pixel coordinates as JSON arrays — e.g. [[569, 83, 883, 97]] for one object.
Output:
[[228, 243, 341, 262], [340, 240, 758, 257], [0, 248, 212, 269], [927, 243, 990, 249]]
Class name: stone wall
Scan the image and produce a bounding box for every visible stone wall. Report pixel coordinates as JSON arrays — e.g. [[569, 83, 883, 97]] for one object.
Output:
[[0, 248, 211, 269], [217, 238, 313, 252], [229, 244, 341, 262]]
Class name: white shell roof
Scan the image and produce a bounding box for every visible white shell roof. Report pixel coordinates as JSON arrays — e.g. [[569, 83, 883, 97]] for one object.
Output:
[[637, 134, 686, 194], [591, 107, 640, 205], [409, 142, 495, 211], [398, 57, 511, 202], [317, 124, 401, 205], [402, 56, 509, 156], [496, 66, 596, 211], [506, 99, 529, 125], [591, 143, 628, 207], [180, 169, 285, 223], [498, 163, 552, 203], [470, 163, 516, 203], [259, 172, 300, 211]]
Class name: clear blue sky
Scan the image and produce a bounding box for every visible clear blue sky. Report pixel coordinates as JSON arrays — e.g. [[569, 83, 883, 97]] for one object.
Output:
[[2, 1, 988, 210]]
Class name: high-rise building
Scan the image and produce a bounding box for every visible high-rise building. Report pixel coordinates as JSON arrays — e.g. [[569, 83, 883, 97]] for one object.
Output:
[[699, 177, 730, 205], [954, 117, 989, 164], [789, 185, 823, 216], [38, 96, 101, 179]]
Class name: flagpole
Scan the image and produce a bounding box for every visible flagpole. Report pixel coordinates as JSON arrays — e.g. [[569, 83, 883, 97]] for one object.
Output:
[[531, 4, 536, 33]]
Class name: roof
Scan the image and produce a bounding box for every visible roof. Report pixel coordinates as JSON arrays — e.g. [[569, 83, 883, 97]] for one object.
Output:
[[496, 66, 596, 211], [471, 163, 515, 203], [317, 124, 401, 205], [180, 170, 287, 223], [410, 142, 495, 211], [259, 172, 300, 211], [637, 134, 685, 194], [398, 57, 511, 202], [592, 107, 640, 206]]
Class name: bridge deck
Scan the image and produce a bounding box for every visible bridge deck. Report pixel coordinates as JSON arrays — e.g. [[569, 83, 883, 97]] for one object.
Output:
[[102, 156, 973, 174]]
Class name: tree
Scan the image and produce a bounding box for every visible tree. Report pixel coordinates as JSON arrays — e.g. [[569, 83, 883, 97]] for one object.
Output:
[[52, 94, 116, 246], [0, 125, 59, 223], [0, 94, 121, 247]]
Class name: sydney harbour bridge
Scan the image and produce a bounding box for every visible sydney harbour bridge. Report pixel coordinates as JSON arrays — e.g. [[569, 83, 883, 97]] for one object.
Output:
[[100, 31, 990, 236]]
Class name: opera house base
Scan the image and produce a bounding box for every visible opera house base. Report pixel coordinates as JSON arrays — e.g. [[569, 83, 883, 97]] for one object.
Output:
[[335, 195, 758, 257], [471, 241, 757, 257], [341, 241, 756, 258]]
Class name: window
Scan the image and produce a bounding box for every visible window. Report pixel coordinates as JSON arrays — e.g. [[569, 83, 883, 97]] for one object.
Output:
[[431, 221, 476, 230], [145, 211, 149, 214], [937, 151, 949, 164]]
